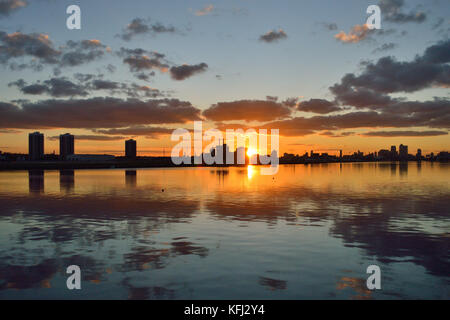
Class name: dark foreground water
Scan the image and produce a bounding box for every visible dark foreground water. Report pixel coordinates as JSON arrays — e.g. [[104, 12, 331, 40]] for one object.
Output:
[[0, 162, 448, 299]]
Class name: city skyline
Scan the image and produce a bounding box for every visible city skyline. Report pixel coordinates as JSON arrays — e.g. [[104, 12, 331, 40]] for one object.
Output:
[[2, 130, 446, 163]]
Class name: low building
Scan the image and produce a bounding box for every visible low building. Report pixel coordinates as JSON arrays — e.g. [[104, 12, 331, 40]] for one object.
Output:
[[66, 154, 115, 161]]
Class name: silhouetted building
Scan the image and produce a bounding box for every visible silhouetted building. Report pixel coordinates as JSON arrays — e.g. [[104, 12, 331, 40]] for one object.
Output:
[[378, 149, 391, 160], [59, 133, 74, 160], [416, 148, 422, 160], [29, 132, 44, 161], [210, 143, 229, 164], [339, 150, 342, 158], [235, 146, 248, 164], [125, 139, 137, 158], [390, 145, 397, 158], [399, 144, 408, 160]]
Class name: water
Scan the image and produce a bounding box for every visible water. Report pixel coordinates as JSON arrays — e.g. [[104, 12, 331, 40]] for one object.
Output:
[[0, 162, 448, 299]]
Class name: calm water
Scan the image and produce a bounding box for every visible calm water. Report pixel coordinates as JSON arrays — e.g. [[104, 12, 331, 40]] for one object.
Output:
[[0, 163, 449, 299]]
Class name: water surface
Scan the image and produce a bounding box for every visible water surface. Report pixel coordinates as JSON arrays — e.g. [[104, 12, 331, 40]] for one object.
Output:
[[0, 162, 449, 299]]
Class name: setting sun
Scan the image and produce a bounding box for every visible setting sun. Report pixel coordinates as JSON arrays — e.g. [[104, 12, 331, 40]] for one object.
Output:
[[247, 148, 257, 157]]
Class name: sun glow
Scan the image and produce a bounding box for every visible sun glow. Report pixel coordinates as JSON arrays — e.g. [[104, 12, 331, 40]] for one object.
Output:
[[247, 148, 257, 157]]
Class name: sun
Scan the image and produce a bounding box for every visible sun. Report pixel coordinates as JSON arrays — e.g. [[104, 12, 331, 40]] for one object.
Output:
[[247, 148, 257, 157]]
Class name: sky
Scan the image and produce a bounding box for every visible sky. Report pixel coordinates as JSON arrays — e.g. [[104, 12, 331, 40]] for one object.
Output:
[[0, 0, 449, 156]]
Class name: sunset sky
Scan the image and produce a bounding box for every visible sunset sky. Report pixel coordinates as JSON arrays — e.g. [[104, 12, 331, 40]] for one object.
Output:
[[0, 0, 449, 156]]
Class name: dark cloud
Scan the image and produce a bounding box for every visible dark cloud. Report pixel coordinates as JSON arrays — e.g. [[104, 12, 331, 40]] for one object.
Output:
[[372, 42, 397, 54], [0, 31, 59, 64], [60, 40, 108, 67], [9, 77, 88, 97], [106, 64, 116, 73], [0, 0, 27, 17], [322, 23, 338, 31], [90, 79, 120, 90], [319, 131, 355, 138], [135, 72, 155, 81], [282, 97, 299, 108], [259, 29, 287, 43], [93, 126, 173, 138], [73, 73, 98, 82], [170, 63, 208, 80], [266, 96, 278, 102], [297, 99, 342, 114], [203, 100, 293, 122], [330, 85, 397, 109], [118, 47, 169, 74], [48, 135, 128, 141], [379, 0, 426, 23], [431, 17, 445, 30], [118, 18, 177, 41], [0, 98, 201, 129], [0, 32, 110, 70], [331, 40, 450, 100], [361, 130, 448, 137], [261, 105, 450, 136], [8, 75, 166, 99]]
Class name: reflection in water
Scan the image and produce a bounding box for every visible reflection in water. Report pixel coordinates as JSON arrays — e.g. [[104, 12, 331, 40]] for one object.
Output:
[[60, 170, 74, 193], [125, 170, 137, 188], [390, 162, 397, 177], [0, 163, 449, 299], [259, 277, 287, 291], [336, 277, 372, 300], [399, 162, 408, 177], [28, 170, 44, 194]]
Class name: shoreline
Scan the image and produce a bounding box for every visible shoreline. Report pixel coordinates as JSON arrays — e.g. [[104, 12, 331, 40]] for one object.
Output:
[[0, 158, 445, 171]]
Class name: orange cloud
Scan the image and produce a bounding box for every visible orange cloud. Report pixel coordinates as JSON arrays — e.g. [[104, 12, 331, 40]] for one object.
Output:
[[195, 4, 213, 16], [335, 24, 371, 43]]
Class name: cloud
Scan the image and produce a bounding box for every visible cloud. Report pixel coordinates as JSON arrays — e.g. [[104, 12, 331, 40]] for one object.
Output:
[[372, 42, 397, 53], [48, 135, 128, 141], [59, 40, 107, 67], [89, 79, 120, 90], [297, 99, 342, 114], [322, 22, 338, 31], [0, 0, 27, 17], [195, 5, 213, 16], [9, 77, 88, 97], [118, 47, 169, 74], [203, 100, 293, 122], [262, 112, 414, 137], [9, 75, 166, 99], [0, 31, 59, 64], [330, 40, 450, 100], [319, 131, 355, 138], [379, 0, 426, 24], [361, 130, 448, 137], [0, 32, 110, 70], [335, 24, 371, 43], [93, 126, 173, 138], [170, 63, 208, 80], [0, 98, 201, 129], [118, 18, 177, 41], [259, 29, 287, 43]]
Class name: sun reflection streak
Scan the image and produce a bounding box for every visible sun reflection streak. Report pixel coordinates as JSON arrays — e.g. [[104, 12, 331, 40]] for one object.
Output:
[[247, 165, 255, 179]]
